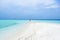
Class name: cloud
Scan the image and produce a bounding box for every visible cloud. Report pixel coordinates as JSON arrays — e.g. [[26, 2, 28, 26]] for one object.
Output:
[[37, 0, 59, 8], [45, 4, 59, 8], [0, 0, 59, 10]]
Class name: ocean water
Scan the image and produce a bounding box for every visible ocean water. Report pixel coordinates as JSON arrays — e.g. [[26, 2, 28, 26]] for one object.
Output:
[[32, 20, 60, 24], [0, 20, 60, 29], [0, 20, 28, 29]]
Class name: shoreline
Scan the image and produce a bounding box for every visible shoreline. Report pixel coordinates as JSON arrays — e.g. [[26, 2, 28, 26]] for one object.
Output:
[[0, 21, 60, 40]]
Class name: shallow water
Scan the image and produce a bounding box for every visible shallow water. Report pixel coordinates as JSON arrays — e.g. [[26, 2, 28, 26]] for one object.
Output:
[[0, 20, 28, 29], [32, 20, 60, 24], [0, 20, 60, 29]]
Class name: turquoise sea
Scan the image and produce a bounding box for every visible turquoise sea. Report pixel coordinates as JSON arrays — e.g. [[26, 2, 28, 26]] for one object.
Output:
[[0, 20, 60, 29], [0, 20, 28, 29], [32, 20, 60, 24]]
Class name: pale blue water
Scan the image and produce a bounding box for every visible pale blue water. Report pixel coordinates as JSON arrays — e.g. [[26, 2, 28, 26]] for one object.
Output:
[[0, 20, 60, 29], [0, 20, 28, 29], [32, 20, 60, 24]]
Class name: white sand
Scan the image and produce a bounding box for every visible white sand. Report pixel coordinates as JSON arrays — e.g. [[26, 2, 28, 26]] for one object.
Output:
[[0, 21, 60, 40]]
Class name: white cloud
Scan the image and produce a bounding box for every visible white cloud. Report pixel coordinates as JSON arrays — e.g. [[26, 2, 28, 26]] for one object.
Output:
[[37, 0, 55, 5], [45, 4, 59, 8], [0, 0, 59, 9]]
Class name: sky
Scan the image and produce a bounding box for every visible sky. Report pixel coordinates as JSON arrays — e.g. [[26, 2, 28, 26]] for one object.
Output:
[[0, 0, 60, 19]]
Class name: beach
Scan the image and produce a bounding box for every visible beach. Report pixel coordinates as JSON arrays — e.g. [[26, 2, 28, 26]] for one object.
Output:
[[0, 21, 60, 40]]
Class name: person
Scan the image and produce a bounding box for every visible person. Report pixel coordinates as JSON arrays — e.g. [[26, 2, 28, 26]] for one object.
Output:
[[29, 20, 31, 22]]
